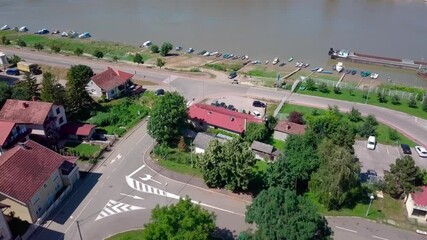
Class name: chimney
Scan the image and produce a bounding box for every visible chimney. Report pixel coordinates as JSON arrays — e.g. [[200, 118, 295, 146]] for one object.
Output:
[[230, 117, 235, 121], [22, 102, 29, 108], [287, 124, 291, 130]]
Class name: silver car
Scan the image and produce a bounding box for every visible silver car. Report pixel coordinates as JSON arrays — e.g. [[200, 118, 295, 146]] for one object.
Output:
[[415, 146, 427, 158]]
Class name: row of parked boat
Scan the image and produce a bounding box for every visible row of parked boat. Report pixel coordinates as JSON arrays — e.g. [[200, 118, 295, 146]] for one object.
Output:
[[0, 24, 92, 39]]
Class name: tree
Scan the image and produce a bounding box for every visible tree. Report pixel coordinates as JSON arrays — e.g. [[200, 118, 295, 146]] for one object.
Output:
[[388, 128, 400, 142], [377, 92, 387, 103], [408, 96, 417, 108], [309, 140, 361, 210], [133, 53, 144, 65], [8, 55, 21, 66], [245, 188, 332, 240], [150, 44, 159, 53], [11, 85, 31, 100], [147, 92, 187, 144], [359, 114, 378, 138], [93, 50, 104, 59], [384, 156, 422, 199], [318, 83, 329, 93], [391, 95, 400, 105], [22, 72, 39, 98], [16, 39, 26, 47], [1, 36, 7, 45], [333, 86, 341, 94], [244, 123, 268, 142], [143, 198, 216, 240], [74, 48, 84, 56], [160, 42, 173, 56], [267, 134, 318, 191], [66, 65, 94, 111], [348, 107, 362, 122], [0, 82, 12, 108], [156, 58, 166, 69], [288, 111, 304, 124], [305, 78, 316, 91], [51, 45, 61, 53], [112, 55, 118, 62], [198, 139, 256, 191], [40, 72, 66, 105], [34, 43, 44, 51]]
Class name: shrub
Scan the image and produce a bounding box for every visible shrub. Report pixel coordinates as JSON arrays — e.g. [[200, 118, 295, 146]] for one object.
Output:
[[333, 86, 341, 94], [153, 144, 170, 159], [408, 96, 417, 108], [349, 88, 355, 96], [311, 109, 320, 116], [190, 68, 201, 72], [423, 97, 427, 112], [16, 39, 26, 47], [391, 95, 400, 105], [305, 78, 316, 91], [74, 48, 84, 56], [51, 45, 61, 53], [133, 53, 144, 64], [348, 107, 362, 122], [150, 44, 159, 53], [160, 42, 173, 56], [94, 50, 104, 59], [288, 111, 304, 124], [377, 92, 387, 103], [112, 55, 119, 62], [34, 43, 44, 50], [318, 83, 329, 93], [388, 128, 400, 142]]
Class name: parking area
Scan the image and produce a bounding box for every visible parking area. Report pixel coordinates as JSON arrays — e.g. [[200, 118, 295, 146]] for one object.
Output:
[[355, 140, 427, 177], [202, 95, 267, 116]]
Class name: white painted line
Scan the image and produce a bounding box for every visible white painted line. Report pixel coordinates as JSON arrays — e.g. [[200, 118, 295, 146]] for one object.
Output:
[[372, 235, 389, 240], [128, 165, 146, 178], [94, 190, 99, 195], [64, 197, 93, 233], [415, 117, 418, 123], [140, 174, 162, 184], [335, 226, 357, 233], [386, 146, 390, 155], [100, 182, 104, 188], [107, 176, 110, 180], [191, 200, 245, 217], [112, 167, 117, 173], [120, 193, 144, 200], [395, 147, 400, 156]]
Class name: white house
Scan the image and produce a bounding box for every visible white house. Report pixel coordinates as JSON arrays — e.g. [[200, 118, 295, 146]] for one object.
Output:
[[86, 67, 134, 100], [406, 186, 427, 222]]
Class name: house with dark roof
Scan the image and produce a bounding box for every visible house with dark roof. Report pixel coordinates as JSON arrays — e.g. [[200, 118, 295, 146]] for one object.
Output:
[[0, 99, 67, 143], [86, 67, 134, 100], [0, 120, 31, 155], [250, 141, 280, 161], [0, 141, 79, 223], [188, 104, 263, 135], [60, 122, 96, 141], [192, 132, 227, 154], [406, 186, 427, 222], [273, 120, 306, 141]]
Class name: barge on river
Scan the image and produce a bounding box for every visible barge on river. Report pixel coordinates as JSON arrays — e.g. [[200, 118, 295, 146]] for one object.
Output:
[[328, 48, 427, 70]]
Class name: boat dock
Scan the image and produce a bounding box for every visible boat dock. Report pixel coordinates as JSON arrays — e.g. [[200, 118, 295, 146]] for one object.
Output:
[[283, 67, 301, 80], [336, 73, 346, 87], [330, 49, 427, 70]]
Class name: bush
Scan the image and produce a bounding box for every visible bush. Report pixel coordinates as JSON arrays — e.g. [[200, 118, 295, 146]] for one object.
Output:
[[388, 128, 400, 142], [348, 107, 362, 122], [74, 48, 84, 56], [423, 97, 427, 112], [94, 50, 104, 59], [133, 53, 144, 64], [153, 144, 170, 159], [190, 68, 201, 72], [306, 78, 316, 91], [150, 44, 159, 53], [333, 86, 341, 94], [408, 96, 417, 108], [51, 45, 61, 53], [34, 43, 44, 50], [160, 42, 173, 56], [288, 111, 304, 124], [318, 83, 329, 93], [391, 95, 400, 105], [377, 92, 388, 103], [16, 39, 26, 47]]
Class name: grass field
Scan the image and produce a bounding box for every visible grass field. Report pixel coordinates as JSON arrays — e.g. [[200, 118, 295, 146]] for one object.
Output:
[[64, 142, 101, 158], [105, 229, 145, 240], [244, 67, 279, 79]]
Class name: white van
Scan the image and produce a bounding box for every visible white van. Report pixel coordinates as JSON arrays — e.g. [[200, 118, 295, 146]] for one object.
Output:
[[367, 136, 376, 150]]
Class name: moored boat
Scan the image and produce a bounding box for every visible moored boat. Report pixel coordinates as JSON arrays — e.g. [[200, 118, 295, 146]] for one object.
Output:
[[279, 63, 285, 67], [142, 41, 152, 47], [78, 32, 91, 39], [18, 26, 28, 32], [303, 63, 310, 68], [272, 57, 279, 65], [351, 70, 357, 75], [0, 25, 10, 30], [187, 48, 194, 53], [317, 68, 324, 73], [288, 57, 294, 62]]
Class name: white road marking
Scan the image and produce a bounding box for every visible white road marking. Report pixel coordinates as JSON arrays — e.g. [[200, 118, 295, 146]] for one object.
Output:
[[113, 167, 117, 173], [191, 200, 245, 217], [120, 193, 144, 200], [128, 165, 146, 178], [140, 174, 162, 184], [395, 147, 400, 155], [107, 176, 110, 180], [335, 226, 357, 233], [163, 75, 178, 84], [386, 146, 390, 155], [372, 235, 389, 240], [95, 200, 144, 221], [111, 154, 122, 164], [415, 117, 418, 123]]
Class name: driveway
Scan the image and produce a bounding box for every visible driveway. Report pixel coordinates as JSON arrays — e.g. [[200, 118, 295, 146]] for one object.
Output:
[[355, 140, 427, 176]]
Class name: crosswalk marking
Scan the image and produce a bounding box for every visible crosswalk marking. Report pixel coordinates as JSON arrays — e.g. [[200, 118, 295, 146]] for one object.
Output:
[[162, 75, 178, 84], [126, 177, 180, 200], [95, 200, 144, 221]]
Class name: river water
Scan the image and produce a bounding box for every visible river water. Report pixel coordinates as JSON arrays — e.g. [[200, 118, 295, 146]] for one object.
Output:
[[1, 0, 427, 86]]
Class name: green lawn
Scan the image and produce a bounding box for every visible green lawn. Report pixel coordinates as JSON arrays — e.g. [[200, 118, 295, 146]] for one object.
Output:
[[206, 128, 237, 138], [64, 142, 101, 158], [297, 87, 427, 120], [106, 229, 145, 240], [266, 102, 279, 116], [279, 103, 416, 146], [158, 159, 203, 178], [244, 67, 279, 79], [255, 160, 269, 173]]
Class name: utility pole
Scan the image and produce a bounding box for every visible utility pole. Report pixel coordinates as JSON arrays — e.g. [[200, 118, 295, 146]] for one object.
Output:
[[164, 183, 168, 204], [76, 220, 83, 240], [190, 142, 193, 168]]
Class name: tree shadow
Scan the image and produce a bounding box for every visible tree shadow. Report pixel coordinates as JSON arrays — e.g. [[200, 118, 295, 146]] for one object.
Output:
[[212, 227, 236, 240], [27, 225, 65, 240]]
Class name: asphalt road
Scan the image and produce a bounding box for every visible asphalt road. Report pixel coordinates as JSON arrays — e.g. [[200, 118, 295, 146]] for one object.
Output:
[[3, 48, 427, 239]]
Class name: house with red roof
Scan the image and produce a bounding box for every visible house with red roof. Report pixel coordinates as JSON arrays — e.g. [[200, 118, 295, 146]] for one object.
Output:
[[273, 120, 306, 141], [0, 140, 79, 223], [60, 122, 96, 141], [86, 67, 134, 100], [0, 120, 31, 155], [188, 104, 263, 135], [406, 186, 427, 222], [0, 99, 67, 144]]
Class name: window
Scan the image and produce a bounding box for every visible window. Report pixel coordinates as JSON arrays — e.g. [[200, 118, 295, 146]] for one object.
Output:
[[56, 107, 60, 115], [59, 117, 64, 124], [31, 193, 40, 205]]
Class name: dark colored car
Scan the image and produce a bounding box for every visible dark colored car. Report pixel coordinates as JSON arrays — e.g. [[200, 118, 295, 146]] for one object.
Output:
[[6, 68, 19, 76], [228, 71, 237, 79], [401, 144, 412, 155], [252, 100, 266, 108], [219, 102, 227, 108], [155, 89, 165, 96], [227, 104, 235, 111]]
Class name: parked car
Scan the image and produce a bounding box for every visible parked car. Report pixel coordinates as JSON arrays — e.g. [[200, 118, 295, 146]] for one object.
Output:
[[227, 104, 235, 111], [252, 100, 266, 108], [366, 136, 376, 150], [211, 99, 219, 106], [252, 111, 261, 117], [219, 102, 226, 108], [155, 89, 165, 96], [228, 71, 237, 79], [401, 144, 412, 155], [415, 146, 427, 158], [6, 68, 19, 75]]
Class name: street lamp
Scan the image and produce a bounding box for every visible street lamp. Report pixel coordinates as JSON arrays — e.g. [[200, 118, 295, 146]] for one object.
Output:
[[365, 88, 371, 104], [164, 183, 168, 204], [365, 194, 375, 217]]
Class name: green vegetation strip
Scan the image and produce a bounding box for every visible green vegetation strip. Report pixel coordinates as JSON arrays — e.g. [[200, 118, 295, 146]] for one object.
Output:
[[157, 159, 203, 178], [64, 142, 101, 158], [105, 229, 145, 240]]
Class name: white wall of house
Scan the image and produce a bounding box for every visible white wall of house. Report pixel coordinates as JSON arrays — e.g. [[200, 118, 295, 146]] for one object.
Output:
[[0, 212, 12, 240], [52, 105, 67, 128], [194, 147, 205, 154], [273, 131, 289, 141], [406, 194, 427, 222], [86, 80, 103, 98]]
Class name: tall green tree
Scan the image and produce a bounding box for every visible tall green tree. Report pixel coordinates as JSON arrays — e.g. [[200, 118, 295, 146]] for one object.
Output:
[[348, 107, 362, 122], [66, 65, 94, 111], [8, 55, 21, 66], [11, 85, 31, 100], [384, 156, 422, 199], [143, 198, 216, 240], [40, 72, 66, 105], [22, 72, 39, 98], [160, 42, 173, 56], [309, 139, 361, 210], [245, 188, 332, 240], [147, 92, 187, 144], [198, 139, 256, 191], [0, 82, 12, 108], [244, 123, 268, 142], [156, 58, 166, 69], [133, 53, 144, 65]]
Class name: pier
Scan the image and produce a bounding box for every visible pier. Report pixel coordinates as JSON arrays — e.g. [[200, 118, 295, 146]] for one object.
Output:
[[283, 68, 301, 80]]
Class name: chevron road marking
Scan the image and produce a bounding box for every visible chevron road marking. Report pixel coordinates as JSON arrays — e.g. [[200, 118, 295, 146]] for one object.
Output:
[[126, 176, 180, 199], [95, 200, 144, 221], [163, 75, 178, 84]]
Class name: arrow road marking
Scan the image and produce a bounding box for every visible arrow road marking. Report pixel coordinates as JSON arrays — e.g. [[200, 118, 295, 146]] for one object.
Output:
[[140, 174, 162, 184], [95, 200, 144, 221], [120, 193, 144, 200], [111, 154, 122, 164]]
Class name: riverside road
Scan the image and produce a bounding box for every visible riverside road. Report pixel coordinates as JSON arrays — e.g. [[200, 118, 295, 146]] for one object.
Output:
[[2, 49, 427, 240]]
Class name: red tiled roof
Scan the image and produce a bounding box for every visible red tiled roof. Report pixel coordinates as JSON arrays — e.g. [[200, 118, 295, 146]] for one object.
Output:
[[0, 120, 15, 146], [91, 67, 133, 91], [60, 122, 96, 136], [0, 140, 65, 204], [0, 99, 53, 125], [274, 120, 306, 135], [412, 186, 427, 206], [188, 104, 262, 134]]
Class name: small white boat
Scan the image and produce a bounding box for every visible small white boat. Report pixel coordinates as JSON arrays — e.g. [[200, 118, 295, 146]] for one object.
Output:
[[370, 73, 379, 79], [298, 62, 304, 67], [0, 25, 10, 30], [317, 68, 324, 73], [295, 62, 300, 67], [51, 30, 60, 34], [209, 51, 218, 56], [335, 62, 344, 72], [18, 26, 28, 32], [67, 31, 78, 38], [272, 57, 279, 65], [203, 51, 210, 56], [244, 55, 249, 60], [303, 63, 310, 68], [265, 60, 269, 65], [187, 48, 194, 53], [61, 31, 68, 37], [78, 32, 91, 39], [142, 41, 152, 47], [176, 46, 182, 51]]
